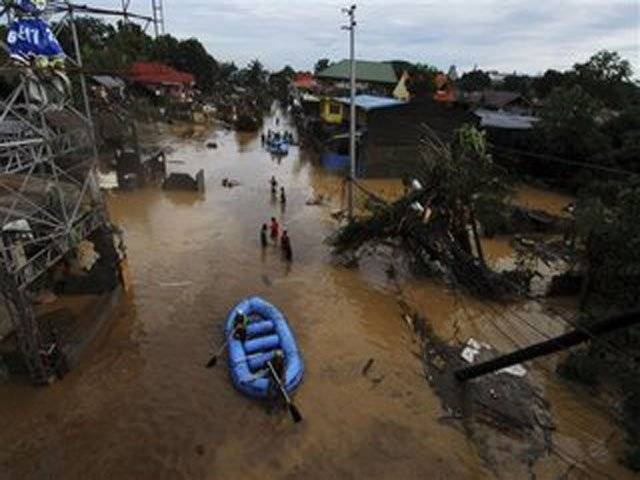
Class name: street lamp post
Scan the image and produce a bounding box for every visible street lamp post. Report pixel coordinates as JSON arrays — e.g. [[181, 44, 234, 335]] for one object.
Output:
[[342, 4, 357, 220]]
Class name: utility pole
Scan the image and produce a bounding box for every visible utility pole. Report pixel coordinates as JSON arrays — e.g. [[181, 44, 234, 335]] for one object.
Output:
[[454, 310, 640, 382], [342, 4, 356, 220]]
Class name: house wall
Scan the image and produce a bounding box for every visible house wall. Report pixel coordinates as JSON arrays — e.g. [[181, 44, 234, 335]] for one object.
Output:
[[320, 99, 344, 124], [359, 143, 422, 178], [358, 100, 478, 178]]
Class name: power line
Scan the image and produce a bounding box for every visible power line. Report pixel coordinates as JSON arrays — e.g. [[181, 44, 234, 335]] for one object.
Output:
[[489, 143, 637, 177]]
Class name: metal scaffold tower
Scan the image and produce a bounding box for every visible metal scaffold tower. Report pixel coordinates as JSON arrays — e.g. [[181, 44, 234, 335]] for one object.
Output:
[[0, 1, 151, 384], [151, 0, 164, 37]]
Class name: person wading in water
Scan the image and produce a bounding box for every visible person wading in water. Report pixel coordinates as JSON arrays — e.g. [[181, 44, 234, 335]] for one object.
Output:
[[270, 217, 279, 243], [260, 224, 268, 248], [281, 230, 293, 261]]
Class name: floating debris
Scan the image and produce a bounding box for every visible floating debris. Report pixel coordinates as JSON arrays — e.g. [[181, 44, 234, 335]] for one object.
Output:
[[361, 358, 374, 376], [221, 178, 240, 188], [163, 169, 205, 193], [158, 281, 193, 288]]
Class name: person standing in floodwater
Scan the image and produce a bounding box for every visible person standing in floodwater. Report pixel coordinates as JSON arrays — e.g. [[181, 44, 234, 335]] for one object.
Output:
[[270, 176, 278, 194], [280, 186, 286, 205], [260, 224, 268, 248], [270, 217, 279, 243], [281, 230, 292, 262]]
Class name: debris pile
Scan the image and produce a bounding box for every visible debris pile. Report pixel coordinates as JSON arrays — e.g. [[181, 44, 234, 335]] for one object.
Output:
[[330, 126, 528, 299], [162, 169, 205, 193], [403, 307, 555, 477]]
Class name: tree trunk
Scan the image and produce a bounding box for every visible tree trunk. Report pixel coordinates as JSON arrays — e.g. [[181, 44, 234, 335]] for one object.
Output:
[[469, 206, 485, 267]]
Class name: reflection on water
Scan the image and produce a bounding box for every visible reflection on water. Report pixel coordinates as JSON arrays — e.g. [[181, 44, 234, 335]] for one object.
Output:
[[513, 184, 574, 217], [0, 112, 631, 480]]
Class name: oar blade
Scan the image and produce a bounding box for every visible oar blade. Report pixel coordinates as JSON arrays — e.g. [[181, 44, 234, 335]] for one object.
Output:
[[206, 356, 218, 368], [289, 403, 302, 423]]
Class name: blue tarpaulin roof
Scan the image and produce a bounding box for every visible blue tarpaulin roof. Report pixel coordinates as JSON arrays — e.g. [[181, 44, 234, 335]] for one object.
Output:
[[336, 95, 405, 111]]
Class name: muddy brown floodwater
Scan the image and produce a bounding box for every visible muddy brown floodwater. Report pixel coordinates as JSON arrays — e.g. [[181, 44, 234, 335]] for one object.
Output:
[[0, 110, 633, 480]]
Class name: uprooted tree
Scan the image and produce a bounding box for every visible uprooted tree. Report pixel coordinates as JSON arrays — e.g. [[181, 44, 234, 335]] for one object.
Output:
[[330, 125, 526, 299]]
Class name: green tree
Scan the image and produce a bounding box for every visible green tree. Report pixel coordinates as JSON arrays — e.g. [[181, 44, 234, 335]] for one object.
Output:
[[574, 50, 632, 83], [573, 50, 634, 108], [502, 74, 531, 95], [314, 58, 331, 74], [406, 63, 439, 99], [536, 85, 610, 161], [269, 65, 296, 101], [532, 69, 567, 98], [149, 34, 181, 66], [458, 70, 491, 92], [174, 38, 219, 89], [243, 59, 268, 87], [568, 179, 640, 471]]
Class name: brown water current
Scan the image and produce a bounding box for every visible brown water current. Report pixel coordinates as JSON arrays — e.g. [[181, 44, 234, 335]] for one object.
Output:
[[0, 111, 632, 479]]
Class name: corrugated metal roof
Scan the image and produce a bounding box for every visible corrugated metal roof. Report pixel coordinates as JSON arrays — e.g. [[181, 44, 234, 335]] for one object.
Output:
[[301, 93, 320, 102], [336, 94, 406, 111], [474, 109, 539, 130], [317, 60, 398, 84], [481, 90, 522, 109], [92, 75, 125, 89], [293, 72, 318, 89]]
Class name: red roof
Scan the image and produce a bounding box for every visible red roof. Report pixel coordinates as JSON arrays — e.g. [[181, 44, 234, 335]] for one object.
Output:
[[293, 72, 317, 89], [128, 62, 194, 86]]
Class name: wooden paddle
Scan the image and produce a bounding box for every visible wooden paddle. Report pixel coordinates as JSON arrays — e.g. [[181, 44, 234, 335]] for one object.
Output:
[[267, 360, 302, 423], [205, 326, 238, 368]]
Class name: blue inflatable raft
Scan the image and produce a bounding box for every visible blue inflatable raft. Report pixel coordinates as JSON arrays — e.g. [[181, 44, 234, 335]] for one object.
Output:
[[267, 140, 289, 156], [225, 296, 304, 399]]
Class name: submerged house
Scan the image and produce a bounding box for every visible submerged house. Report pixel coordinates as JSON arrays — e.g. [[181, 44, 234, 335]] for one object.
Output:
[[320, 95, 404, 169], [316, 60, 399, 96], [320, 97, 345, 124], [471, 91, 540, 153], [479, 90, 531, 114], [127, 62, 195, 103], [292, 72, 318, 92], [334, 95, 477, 178]]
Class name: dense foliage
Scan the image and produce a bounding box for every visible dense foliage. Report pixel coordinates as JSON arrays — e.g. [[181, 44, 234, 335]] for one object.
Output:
[[476, 50, 640, 180], [558, 178, 640, 471], [54, 19, 265, 95], [458, 70, 492, 92]]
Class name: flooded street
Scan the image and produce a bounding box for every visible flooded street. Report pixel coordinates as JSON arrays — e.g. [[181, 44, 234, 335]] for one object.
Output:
[[0, 112, 632, 479]]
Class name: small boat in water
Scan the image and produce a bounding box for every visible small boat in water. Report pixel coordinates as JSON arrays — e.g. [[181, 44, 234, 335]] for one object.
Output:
[[267, 139, 289, 155], [225, 296, 304, 398]]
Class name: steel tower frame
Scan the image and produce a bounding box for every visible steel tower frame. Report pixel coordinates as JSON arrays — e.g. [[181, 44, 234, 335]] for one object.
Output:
[[151, 0, 164, 37], [0, 1, 150, 384]]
